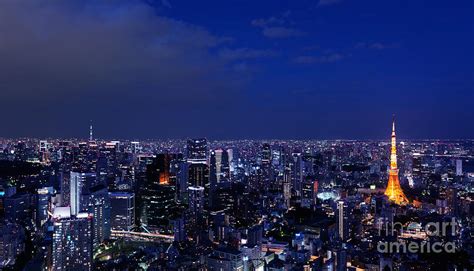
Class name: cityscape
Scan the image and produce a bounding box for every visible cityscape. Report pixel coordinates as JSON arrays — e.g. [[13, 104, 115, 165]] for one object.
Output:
[[0, 0, 473, 270], [0, 120, 473, 270]]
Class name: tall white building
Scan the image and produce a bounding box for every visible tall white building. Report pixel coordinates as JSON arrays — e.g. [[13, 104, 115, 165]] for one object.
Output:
[[337, 200, 349, 242], [456, 159, 463, 176], [70, 172, 96, 216]]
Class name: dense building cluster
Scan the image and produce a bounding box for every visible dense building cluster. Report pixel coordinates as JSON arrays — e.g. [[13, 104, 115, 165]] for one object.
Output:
[[0, 124, 473, 270]]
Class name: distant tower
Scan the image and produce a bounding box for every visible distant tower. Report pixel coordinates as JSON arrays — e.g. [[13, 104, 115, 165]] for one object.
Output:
[[89, 120, 93, 141], [384, 117, 409, 205]]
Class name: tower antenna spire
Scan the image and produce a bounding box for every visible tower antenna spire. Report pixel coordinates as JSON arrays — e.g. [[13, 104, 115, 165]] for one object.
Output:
[[89, 120, 93, 141]]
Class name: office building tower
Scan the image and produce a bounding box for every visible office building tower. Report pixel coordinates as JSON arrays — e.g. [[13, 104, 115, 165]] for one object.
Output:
[[4, 193, 30, 225], [176, 161, 188, 201], [333, 246, 347, 271], [291, 151, 303, 196], [81, 185, 111, 247], [283, 168, 292, 209], [246, 224, 263, 247], [109, 192, 135, 231], [70, 172, 97, 216], [188, 163, 209, 188], [227, 148, 234, 173], [188, 186, 205, 218], [456, 159, 463, 176], [301, 178, 317, 208], [60, 171, 71, 206], [186, 138, 208, 164], [52, 207, 93, 271], [210, 149, 231, 185], [0, 221, 25, 268], [140, 162, 176, 229], [336, 200, 349, 242], [261, 143, 271, 165], [209, 151, 218, 189], [36, 188, 52, 227], [172, 217, 186, 242], [147, 154, 171, 185], [130, 141, 141, 154]]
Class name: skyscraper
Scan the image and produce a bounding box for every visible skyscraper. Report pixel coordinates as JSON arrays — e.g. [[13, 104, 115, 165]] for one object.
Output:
[[384, 118, 409, 205], [52, 207, 93, 271], [186, 138, 207, 164], [147, 154, 171, 185], [70, 172, 97, 216], [336, 200, 349, 242], [109, 192, 135, 231], [188, 186, 205, 218], [456, 159, 463, 176], [81, 185, 111, 247], [140, 158, 176, 229]]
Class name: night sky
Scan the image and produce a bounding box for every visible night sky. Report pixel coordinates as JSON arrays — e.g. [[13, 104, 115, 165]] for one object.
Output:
[[0, 0, 472, 140]]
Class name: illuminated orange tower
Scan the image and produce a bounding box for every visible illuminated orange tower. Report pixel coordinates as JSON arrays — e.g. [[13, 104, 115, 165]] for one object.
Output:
[[384, 117, 409, 205]]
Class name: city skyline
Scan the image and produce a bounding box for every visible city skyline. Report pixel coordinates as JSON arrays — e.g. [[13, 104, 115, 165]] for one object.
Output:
[[2, 115, 474, 141]]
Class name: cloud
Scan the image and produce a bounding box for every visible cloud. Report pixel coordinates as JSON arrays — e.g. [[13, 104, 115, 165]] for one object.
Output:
[[251, 17, 285, 28], [218, 48, 278, 61], [355, 42, 400, 50], [251, 11, 304, 39], [262, 27, 306, 38], [293, 53, 344, 64], [318, 0, 343, 7], [0, 0, 247, 138]]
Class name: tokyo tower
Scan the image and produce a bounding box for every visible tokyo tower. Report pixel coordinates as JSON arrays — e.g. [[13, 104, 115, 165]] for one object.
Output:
[[384, 117, 409, 205]]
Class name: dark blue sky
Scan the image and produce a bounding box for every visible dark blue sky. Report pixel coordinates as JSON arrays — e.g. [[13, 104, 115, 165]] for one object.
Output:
[[0, 0, 472, 139]]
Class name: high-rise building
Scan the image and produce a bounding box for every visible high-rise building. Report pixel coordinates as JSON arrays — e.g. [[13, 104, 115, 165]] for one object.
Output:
[[176, 161, 188, 202], [336, 200, 349, 242], [60, 171, 71, 206], [333, 246, 348, 271], [70, 172, 97, 216], [301, 178, 317, 208], [52, 207, 93, 271], [0, 221, 25, 269], [36, 187, 53, 227], [209, 149, 231, 201], [261, 143, 271, 165], [188, 186, 205, 218], [186, 138, 208, 164], [140, 161, 176, 229], [130, 141, 141, 154], [283, 168, 292, 209], [456, 159, 463, 176], [188, 163, 209, 188], [4, 193, 30, 225], [291, 151, 303, 196], [147, 154, 172, 185], [81, 185, 111, 247], [384, 118, 409, 205], [109, 192, 135, 231], [172, 217, 186, 242]]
